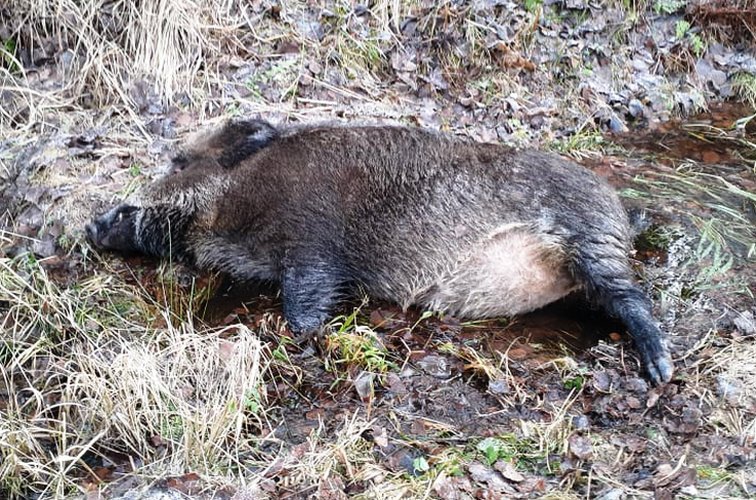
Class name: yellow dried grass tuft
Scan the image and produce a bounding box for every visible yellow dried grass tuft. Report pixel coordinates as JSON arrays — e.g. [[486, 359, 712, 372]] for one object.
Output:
[[0, 255, 273, 497], [1, 0, 247, 127]]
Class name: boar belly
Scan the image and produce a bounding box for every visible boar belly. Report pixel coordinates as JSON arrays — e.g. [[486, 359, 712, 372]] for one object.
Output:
[[422, 224, 579, 318]]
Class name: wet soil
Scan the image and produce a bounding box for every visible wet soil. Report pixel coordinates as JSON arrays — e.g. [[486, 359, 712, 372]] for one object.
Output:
[[614, 102, 756, 163]]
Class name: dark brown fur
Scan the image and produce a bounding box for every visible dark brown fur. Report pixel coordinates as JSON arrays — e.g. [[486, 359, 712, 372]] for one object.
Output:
[[87, 120, 674, 384]]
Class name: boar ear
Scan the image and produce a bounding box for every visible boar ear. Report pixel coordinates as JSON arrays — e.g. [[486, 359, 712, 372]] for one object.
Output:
[[218, 119, 278, 168]]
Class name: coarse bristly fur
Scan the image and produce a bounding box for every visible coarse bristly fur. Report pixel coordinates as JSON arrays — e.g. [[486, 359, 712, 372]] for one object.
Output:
[[86, 120, 674, 384]]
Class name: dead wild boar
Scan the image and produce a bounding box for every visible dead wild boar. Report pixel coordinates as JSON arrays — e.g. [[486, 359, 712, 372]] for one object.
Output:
[[86, 120, 674, 384]]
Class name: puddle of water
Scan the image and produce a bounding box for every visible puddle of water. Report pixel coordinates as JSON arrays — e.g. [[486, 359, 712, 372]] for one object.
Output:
[[200, 277, 280, 324], [613, 101, 756, 164], [200, 281, 623, 358]]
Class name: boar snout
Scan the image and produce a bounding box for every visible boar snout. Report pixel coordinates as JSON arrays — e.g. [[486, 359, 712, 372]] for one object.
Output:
[[86, 204, 141, 253]]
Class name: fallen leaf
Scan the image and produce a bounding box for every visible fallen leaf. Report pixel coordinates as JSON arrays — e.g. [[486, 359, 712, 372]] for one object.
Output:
[[371, 426, 389, 448], [569, 434, 593, 460], [417, 355, 451, 378], [515, 476, 546, 493], [317, 475, 347, 500], [468, 462, 515, 493], [353, 371, 375, 400], [494, 460, 525, 482]]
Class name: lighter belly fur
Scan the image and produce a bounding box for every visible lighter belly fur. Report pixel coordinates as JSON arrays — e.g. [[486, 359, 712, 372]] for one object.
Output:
[[418, 223, 579, 318]]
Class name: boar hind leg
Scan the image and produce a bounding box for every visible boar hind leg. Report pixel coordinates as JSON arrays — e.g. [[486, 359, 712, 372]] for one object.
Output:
[[573, 243, 673, 385], [281, 250, 343, 334]]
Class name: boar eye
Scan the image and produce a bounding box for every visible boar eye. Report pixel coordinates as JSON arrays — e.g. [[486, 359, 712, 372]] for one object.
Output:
[[115, 205, 138, 224]]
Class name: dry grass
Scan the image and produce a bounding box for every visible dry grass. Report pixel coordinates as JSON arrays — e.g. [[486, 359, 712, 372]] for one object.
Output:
[[2, 0, 245, 117], [0, 254, 273, 497], [0, 0, 403, 131], [620, 159, 756, 301]]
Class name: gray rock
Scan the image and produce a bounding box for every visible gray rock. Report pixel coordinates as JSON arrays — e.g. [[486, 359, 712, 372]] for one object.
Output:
[[628, 98, 645, 118]]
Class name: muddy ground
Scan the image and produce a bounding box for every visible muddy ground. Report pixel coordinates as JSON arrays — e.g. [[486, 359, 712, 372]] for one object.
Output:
[[1, 1, 755, 499]]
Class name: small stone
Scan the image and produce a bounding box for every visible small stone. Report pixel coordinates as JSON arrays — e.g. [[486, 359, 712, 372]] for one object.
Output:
[[417, 355, 452, 378], [573, 414, 591, 431], [32, 235, 57, 258], [607, 115, 628, 133], [716, 375, 744, 403], [353, 371, 375, 400], [488, 378, 510, 395], [628, 98, 645, 118]]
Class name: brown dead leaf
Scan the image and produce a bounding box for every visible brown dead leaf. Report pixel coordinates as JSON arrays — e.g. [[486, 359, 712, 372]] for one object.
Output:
[[218, 339, 236, 362], [433, 471, 474, 499], [221, 313, 239, 325], [493, 42, 536, 71], [646, 388, 661, 408], [624, 377, 649, 394], [507, 345, 532, 360], [290, 442, 310, 460], [165, 472, 201, 494], [371, 426, 389, 448], [149, 435, 167, 447], [568, 434, 594, 460], [653, 463, 681, 488], [317, 475, 347, 500], [369, 309, 388, 327], [651, 463, 695, 490], [468, 462, 516, 493], [592, 370, 613, 393], [386, 372, 408, 396], [92, 467, 112, 482], [701, 150, 721, 163], [664, 406, 703, 434], [369, 308, 404, 329], [515, 476, 546, 493], [305, 408, 324, 420], [494, 460, 525, 482], [655, 489, 674, 500], [626, 396, 642, 409]]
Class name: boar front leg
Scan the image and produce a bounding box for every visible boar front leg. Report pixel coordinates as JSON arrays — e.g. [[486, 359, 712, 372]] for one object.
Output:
[[281, 248, 344, 334]]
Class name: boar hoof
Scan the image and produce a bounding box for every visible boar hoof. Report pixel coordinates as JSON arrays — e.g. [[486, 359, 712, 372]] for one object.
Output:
[[638, 338, 674, 385]]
